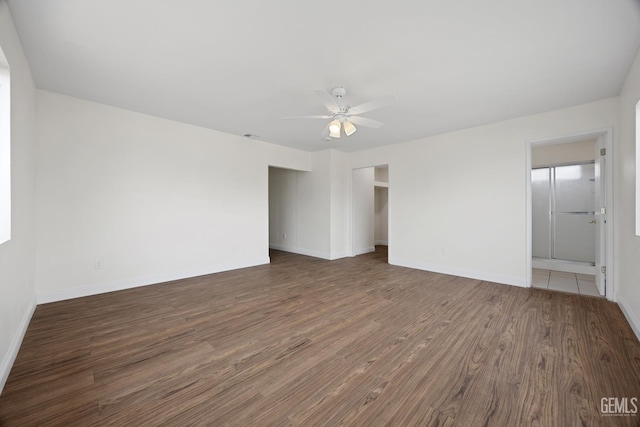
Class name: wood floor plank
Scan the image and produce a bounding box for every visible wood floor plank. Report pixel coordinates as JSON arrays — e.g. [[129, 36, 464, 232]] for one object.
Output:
[[1, 246, 638, 426]]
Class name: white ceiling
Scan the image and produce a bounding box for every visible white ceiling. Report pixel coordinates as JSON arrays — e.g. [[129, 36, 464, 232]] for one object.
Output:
[[7, 0, 640, 152]]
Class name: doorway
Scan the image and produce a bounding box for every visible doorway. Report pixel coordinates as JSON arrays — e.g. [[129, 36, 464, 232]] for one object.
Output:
[[374, 166, 389, 247], [526, 129, 613, 299], [268, 166, 307, 257], [351, 164, 389, 261]]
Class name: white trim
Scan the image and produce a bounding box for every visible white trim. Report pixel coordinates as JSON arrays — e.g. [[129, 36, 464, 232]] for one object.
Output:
[[618, 299, 640, 342], [525, 141, 532, 286], [269, 244, 331, 260], [391, 258, 526, 288], [532, 259, 596, 275], [36, 258, 270, 304], [525, 128, 614, 299], [374, 240, 389, 246], [329, 251, 350, 260], [268, 244, 350, 260], [353, 246, 376, 256], [603, 128, 614, 300], [0, 298, 36, 394]]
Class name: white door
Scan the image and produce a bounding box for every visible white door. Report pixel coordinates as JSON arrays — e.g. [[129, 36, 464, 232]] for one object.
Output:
[[594, 137, 606, 296]]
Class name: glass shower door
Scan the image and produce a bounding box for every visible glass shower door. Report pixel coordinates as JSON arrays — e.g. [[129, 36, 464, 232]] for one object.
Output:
[[532, 168, 551, 259], [553, 164, 595, 263], [531, 162, 595, 264]]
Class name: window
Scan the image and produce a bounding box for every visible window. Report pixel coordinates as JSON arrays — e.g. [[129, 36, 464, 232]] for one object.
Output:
[[637, 100, 640, 236], [0, 44, 9, 244]]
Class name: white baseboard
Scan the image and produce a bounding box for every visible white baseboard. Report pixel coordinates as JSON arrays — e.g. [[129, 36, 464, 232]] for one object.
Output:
[[374, 240, 388, 246], [268, 244, 349, 260], [36, 258, 270, 304], [0, 298, 36, 395], [390, 257, 526, 288], [353, 246, 376, 256], [329, 251, 350, 260], [618, 299, 640, 342], [269, 244, 331, 260]]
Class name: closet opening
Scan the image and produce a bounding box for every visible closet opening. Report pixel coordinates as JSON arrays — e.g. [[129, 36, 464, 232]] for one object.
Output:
[[351, 164, 389, 262]]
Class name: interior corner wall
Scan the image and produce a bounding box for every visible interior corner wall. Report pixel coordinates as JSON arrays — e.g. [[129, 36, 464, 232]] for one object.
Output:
[[268, 151, 332, 259], [329, 149, 350, 259], [616, 47, 640, 339], [374, 167, 388, 182], [0, 1, 37, 393], [34, 90, 310, 303], [375, 187, 388, 245], [268, 148, 375, 262], [349, 97, 618, 287]]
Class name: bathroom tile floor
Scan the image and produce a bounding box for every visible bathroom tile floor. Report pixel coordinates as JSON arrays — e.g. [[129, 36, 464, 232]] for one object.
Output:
[[532, 269, 601, 297]]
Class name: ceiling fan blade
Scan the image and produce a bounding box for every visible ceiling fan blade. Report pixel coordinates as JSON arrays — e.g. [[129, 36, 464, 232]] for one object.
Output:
[[314, 89, 340, 113], [348, 116, 384, 128], [282, 115, 333, 120], [320, 122, 330, 137], [348, 94, 396, 115]]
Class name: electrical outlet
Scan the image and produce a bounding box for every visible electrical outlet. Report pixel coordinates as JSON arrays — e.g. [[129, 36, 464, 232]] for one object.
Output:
[[94, 260, 103, 270], [283, 233, 286, 239], [441, 247, 446, 256]]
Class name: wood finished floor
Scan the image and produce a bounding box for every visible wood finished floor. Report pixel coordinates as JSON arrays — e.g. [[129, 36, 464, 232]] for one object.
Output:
[[1, 247, 639, 426]]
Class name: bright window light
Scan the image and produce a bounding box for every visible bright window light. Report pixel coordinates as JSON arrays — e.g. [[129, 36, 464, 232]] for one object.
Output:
[[554, 164, 582, 180], [636, 100, 640, 236], [531, 168, 549, 182]]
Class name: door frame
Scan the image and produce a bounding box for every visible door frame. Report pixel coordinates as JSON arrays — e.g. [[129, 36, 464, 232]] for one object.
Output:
[[350, 163, 390, 258], [525, 128, 614, 300]]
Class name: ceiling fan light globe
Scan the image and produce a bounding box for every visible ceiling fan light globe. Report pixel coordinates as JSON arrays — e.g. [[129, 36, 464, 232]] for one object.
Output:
[[343, 120, 357, 136], [329, 120, 341, 138]]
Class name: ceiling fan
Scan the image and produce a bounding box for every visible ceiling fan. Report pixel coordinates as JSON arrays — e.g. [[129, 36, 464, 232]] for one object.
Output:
[[285, 87, 395, 140]]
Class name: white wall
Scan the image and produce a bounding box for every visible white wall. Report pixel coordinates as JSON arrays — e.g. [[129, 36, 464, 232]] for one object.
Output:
[[35, 90, 310, 302], [329, 150, 350, 259], [616, 47, 640, 339], [0, 0, 37, 392], [295, 151, 331, 258], [352, 167, 375, 255], [0, 53, 9, 245], [268, 150, 349, 260], [350, 97, 618, 287], [375, 187, 388, 245], [268, 148, 363, 261]]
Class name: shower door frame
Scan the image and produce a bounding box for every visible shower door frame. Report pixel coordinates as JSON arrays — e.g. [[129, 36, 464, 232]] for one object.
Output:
[[532, 161, 597, 264]]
